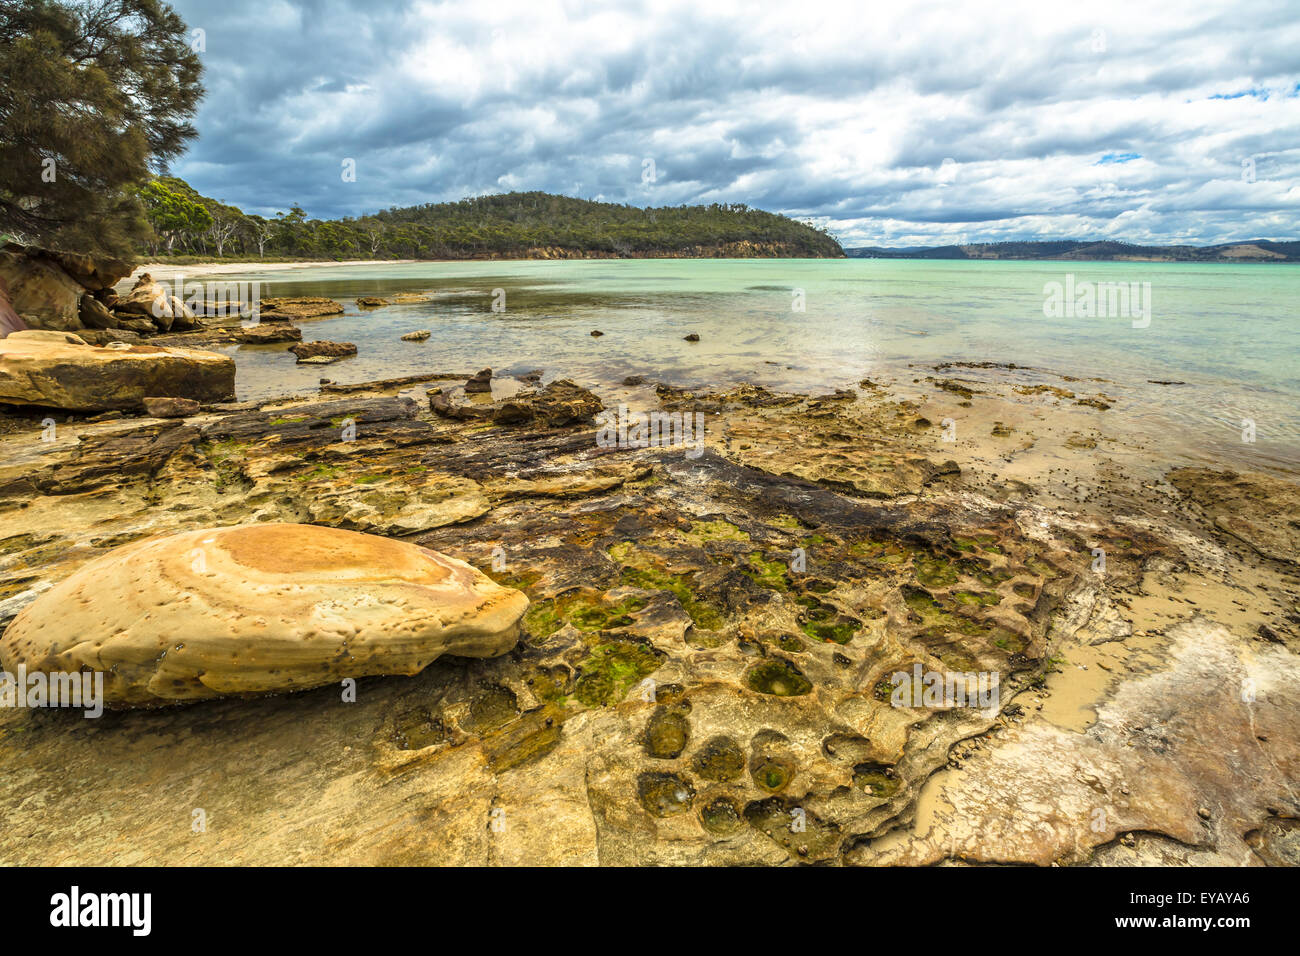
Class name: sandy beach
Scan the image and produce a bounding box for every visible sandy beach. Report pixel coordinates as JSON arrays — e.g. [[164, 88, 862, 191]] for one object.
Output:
[[124, 259, 420, 284]]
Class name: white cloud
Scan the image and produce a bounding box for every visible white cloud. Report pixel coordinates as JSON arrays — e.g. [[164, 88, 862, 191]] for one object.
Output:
[[171, 0, 1300, 244]]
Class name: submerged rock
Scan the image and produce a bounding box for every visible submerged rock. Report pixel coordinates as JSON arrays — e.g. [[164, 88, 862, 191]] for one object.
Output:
[[356, 296, 389, 308], [0, 334, 234, 411], [290, 340, 357, 363], [260, 296, 345, 320], [0, 523, 530, 707], [401, 330, 431, 342]]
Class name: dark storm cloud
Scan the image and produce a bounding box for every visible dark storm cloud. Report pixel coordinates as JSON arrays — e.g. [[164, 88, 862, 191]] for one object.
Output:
[[166, 0, 1300, 245]]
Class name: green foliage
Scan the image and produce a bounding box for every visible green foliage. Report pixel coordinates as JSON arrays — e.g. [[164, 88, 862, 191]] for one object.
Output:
[[140, 177, 212, 253], [141, 181, 845, 260], [0, 0, 204, 258]]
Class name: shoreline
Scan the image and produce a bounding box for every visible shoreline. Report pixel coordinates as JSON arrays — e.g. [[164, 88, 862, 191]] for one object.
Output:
[[126, 259, 421, 283], [128, 254, 1299, 284]]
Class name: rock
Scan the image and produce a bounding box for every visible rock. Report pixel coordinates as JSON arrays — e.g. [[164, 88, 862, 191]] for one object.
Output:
[[143, 396, 200, 418], [235, 324, 302, 344], [41, 248, 132, 291], [0, 364, 1294, 866], [114, 273, 196, 331], [591, 330, 604, 337], [76, 328, 141, 346], [152, 324, 302, 347], [0, 245, 85, 330], [493, 379, 604, 427], [356, 296, 389, 308], [622, 375, 647, 386], [290, 340, 357, 363], [260, 296, 345, 320], [0, 523, 530, 707], [5, 328, 87, 345], [0, 277, 29, 337], [401, 330, 431, 342], [1259, 624, 1284, 644], [319, 372, 472, 395], [0, 335, 235, 411], [432, 378, 604, 428], [79, 293, 118, 330], [684, 333, 700, 342], [115, 316, 160, 335], [1168, 468, 1300, 566], [465, 368, 493, 394]]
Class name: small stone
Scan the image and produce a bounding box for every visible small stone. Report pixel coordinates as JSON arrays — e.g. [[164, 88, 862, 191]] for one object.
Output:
[[401, 330, 431, 342], [590, 330, 604, 337], [683, 333, 700, 342], [1197, 807, 1212, 820]]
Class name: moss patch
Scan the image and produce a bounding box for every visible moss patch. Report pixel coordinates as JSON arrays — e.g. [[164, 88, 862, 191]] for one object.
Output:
[[574, 638, 664, 707]]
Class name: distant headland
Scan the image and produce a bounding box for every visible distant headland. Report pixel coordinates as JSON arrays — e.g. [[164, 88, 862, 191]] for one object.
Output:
[[846, 239, 1300, 262]]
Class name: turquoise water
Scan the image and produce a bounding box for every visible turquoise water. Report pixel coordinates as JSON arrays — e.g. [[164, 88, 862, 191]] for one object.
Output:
[[194, 258, 1299, 468]]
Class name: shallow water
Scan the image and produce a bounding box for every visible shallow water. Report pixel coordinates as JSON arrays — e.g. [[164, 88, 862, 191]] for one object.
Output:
[[188, 258, 1300, 470]]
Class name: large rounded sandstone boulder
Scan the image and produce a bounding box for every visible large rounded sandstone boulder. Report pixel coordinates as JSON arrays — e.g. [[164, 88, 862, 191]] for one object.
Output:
[[0, 524, 530, 708]]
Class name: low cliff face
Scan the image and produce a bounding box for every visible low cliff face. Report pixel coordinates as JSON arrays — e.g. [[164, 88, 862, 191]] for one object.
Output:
[[0, 243, 133, 334]]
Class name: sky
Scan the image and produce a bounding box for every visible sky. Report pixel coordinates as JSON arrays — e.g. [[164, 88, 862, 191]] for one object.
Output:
[[167, 0, 1300, 248]]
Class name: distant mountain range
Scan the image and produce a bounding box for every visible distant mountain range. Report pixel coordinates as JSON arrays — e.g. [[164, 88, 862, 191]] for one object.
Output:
[[844, 240, 1300, 262]]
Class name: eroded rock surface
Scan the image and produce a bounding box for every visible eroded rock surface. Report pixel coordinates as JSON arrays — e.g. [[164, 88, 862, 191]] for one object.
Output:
[[260, 296, 345, 320], [0, 375, 1295, 865], [1168, 467, 1300, 566]]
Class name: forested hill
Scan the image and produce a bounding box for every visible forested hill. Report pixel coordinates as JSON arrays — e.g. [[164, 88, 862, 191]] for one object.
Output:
[[846, 239, 1300, 262], [138, 179, 844, 260]]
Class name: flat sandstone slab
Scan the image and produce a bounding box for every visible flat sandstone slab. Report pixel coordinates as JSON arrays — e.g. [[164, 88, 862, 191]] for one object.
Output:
[[0, 334, 234, 411]]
